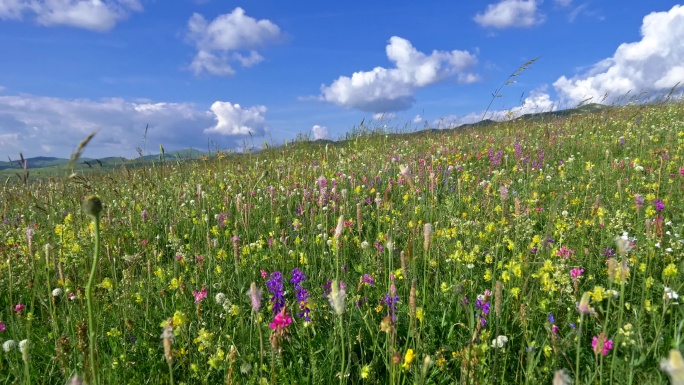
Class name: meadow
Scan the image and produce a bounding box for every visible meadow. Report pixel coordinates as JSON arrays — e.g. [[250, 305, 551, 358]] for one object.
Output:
[[1, 102, 683, 384]]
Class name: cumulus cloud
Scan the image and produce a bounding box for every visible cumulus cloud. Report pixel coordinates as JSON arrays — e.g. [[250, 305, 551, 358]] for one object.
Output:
[[554, 4, 684, 105], [412, 115, 423, 123], [204, 102, 267, 136], [474, 0, 544, 29], [320, 36, 477, 112], [311, 124, 328, 140], [0, 0, 142, 31], [0, 94, 267, 158], [186, 7, 281, 76]]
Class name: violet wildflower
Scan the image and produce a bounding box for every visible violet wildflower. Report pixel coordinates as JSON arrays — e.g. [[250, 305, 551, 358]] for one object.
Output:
[[266, 271, 285, 315], [475, 298, 490, 326], [634, 194, 644, 211], [381, 283, 400, 323], [362, 274, 375, 286], [290, 268, 311, 321], [655, 200, 665, 212], [13, 303, 25, 313], [0, 322, 5, 332], [601, 248, 616, 258]]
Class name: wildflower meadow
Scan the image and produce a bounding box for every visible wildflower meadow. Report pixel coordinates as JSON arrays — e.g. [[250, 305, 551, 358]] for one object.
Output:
[[1, 102, 684, 384]]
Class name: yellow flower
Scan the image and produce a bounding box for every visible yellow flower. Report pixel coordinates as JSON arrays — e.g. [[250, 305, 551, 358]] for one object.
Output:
[[172, 311, 187, 327], [402, 349, 415, 370], [99, 278, 113, 290], [416, 307, 424, 323], [664, 263, 678, 278], [360, 365, 371, 379]]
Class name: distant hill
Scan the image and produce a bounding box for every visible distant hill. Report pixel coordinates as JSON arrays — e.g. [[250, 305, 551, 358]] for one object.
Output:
[[0, 148, 207, 172]]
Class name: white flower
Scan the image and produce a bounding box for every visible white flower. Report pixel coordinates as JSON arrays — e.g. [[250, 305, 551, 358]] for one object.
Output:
[[18, 339, 28, 354], [491, 335, 509, 348], [660, 349, 684, 385], [615, 232, 632, 255], [2, 340, 16, 352], [665, 287, 680, 301], [360, 241, 369, 249], [328, 280, 346, 315], [215, 292, 227, 305]]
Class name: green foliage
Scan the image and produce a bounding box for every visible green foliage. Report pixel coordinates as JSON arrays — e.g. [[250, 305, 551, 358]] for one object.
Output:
[[0, 102, 683, 384]]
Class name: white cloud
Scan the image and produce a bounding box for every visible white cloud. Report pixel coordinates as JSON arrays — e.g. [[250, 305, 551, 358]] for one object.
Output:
[[474, 0, 544, 29], [320, 36, 477, 112], [0, 0, 142, 31], [0, 94, 266, 158], [412, 115, 423, 123], [0, 0, 24, 19], [311, 124, 328, 140], [204, 101, 267, 136], [372, 112, 395, 120], [186, 7, 281, 76], [554, 4, 684, 105]]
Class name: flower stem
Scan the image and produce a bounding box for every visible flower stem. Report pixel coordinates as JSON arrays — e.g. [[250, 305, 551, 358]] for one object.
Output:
[[85, 212, 101, 385]]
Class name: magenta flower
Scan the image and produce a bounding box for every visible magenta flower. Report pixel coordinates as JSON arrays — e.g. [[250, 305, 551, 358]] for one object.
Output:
[[269, 308, 293, 330], [0, 322, 6, 332], [592, 333, 613, 356], [193, 285, 207, 303], [13, 304, 25, 313], [570, 268, 584, 282]]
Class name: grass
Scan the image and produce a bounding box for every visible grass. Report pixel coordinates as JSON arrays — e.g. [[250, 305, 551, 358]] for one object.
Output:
[[0, 101, 683, 384]]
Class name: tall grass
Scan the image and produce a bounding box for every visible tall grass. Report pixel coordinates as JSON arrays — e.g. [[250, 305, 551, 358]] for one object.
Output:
[[0, 102, 683, 384]]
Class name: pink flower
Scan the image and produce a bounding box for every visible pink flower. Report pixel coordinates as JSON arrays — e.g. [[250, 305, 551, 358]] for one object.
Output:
[[269, 308, 293, 330], [556, 245, 575, 260], [193, 285, 207, 303], [592, 333, 613, 356], [195, 255, 204, 263], [0, 322, 6, 332], [140, 239, 148, 246], [260, 269, 268, 279], [13, 304, 25, 313]]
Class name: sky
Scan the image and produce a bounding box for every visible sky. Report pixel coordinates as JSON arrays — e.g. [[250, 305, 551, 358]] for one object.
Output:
[[0, 0, 683, 160]]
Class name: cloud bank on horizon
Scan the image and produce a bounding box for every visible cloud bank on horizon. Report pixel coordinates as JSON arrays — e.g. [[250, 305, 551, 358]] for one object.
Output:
[[0, 2, 683, 159]]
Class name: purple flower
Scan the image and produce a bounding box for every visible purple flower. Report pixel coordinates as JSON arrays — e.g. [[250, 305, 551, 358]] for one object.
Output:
[[601, 248, 616, 258], [13, 304, 25, 313], [634, 194, 644, 211], [266, 271, 285, 315], [547, 313, 555, 323], [362, 274, 375, 286], [655, 200, 665, 212], [0, 322, 5, 332], [381, 284, 400, 323], [290, 268, 310, 321], [476, 299, 490, 316]]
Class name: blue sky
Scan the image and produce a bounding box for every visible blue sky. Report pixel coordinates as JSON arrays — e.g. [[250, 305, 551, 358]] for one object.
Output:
[[0, 1, 682, 159]]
